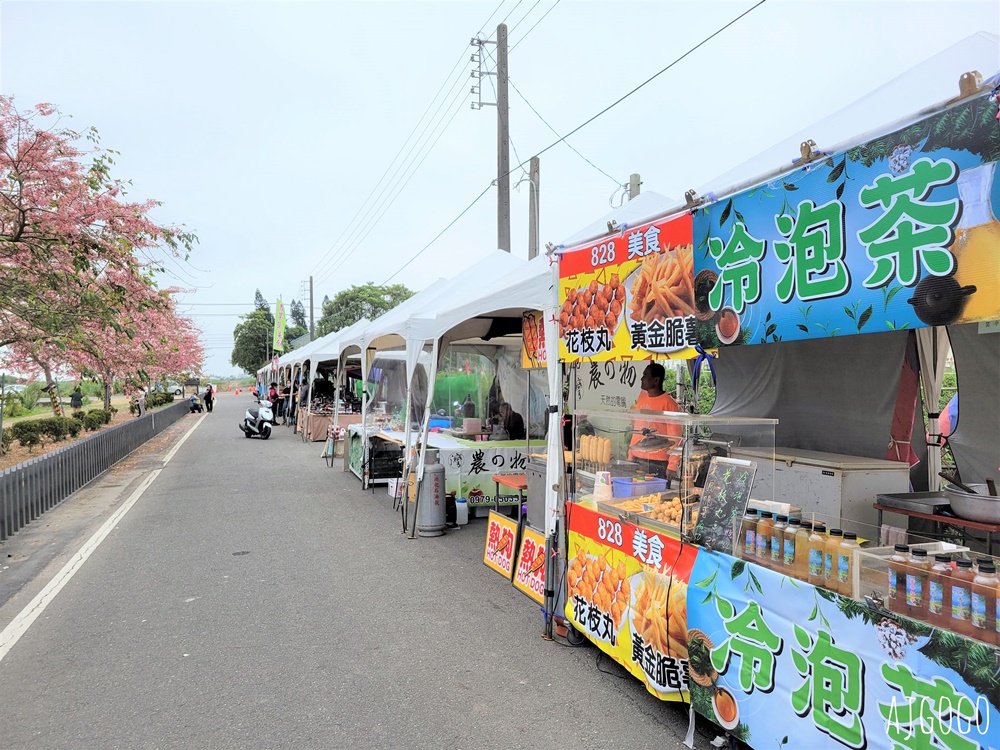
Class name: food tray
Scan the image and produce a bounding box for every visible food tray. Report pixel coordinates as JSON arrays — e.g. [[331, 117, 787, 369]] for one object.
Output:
[[876, 491, 950, 514], [612, 477, 668, 498], [635, 511, 683, 540]]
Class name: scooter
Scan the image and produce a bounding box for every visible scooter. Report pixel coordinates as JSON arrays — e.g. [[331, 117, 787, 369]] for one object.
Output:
[[239, 398, 273, 439]]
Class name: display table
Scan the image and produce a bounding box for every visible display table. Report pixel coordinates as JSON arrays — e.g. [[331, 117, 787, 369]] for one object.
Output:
[[874, 502, 999, 556], [302, 412, 361, 442], [492, 473, 528, 508]]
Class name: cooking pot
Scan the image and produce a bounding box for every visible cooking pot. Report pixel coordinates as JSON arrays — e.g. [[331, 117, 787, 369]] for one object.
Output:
[[944, 483, 1000, 523]]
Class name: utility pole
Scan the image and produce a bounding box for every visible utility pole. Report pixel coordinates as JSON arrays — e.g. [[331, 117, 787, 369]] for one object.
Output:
[[309, 276, 315, 340], [496, 23, 510, 252], [629, 173, 641, 200], [528, 156, 540, 259]]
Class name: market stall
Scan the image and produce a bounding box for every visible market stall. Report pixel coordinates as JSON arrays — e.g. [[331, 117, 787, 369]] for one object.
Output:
[[552, 60, 1000, 749]]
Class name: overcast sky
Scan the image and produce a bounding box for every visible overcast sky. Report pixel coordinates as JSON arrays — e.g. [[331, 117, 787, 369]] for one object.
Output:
[[2, 0, 998, 377]]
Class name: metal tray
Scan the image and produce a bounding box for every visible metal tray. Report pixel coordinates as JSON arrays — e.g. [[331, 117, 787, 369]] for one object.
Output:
[[876, 491, 950, 514]]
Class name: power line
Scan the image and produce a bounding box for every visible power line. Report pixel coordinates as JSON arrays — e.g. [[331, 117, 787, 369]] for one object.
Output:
[[377, 0, 766, 282], [509, 0, 560, 52], [507, 0, 542, 35]]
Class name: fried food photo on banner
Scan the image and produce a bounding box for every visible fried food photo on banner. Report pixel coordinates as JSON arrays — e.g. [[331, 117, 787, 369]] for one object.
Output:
[[631, 568, 689, 658], [559, 273, 626, 338], [628, 244, 695, 323], [567, 547, 630, 630]]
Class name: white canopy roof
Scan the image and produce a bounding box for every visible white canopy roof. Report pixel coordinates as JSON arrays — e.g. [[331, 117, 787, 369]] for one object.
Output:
[[556, 190, 679, 250]]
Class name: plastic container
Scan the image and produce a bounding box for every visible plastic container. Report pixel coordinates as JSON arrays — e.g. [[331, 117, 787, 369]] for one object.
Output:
[[949, 560, 976, 637], [770, 515, 788, 568], [807, 523, 827, 587], [837, 532, 860, 597], [756, 512, 774, 567], [927, 554, 953, 629], [886, 544, 910, 613], [905, 548, 931, 621], [971, 561, 998, 642], [794, 521, 812, 581], [783, 518, 801, 571], [740, 508, 758, 560], [824, 529, 844, 589], [611, 476, 668, 498], [455, 497, 469, 526]]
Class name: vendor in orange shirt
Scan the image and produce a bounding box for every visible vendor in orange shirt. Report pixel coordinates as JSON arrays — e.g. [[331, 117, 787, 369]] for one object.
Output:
[[628, 363, 682, 479]]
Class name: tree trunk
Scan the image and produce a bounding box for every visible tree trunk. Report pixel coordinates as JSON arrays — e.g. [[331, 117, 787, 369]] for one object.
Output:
[[103, 380, 112, 411], [41, 363, 64, 417]]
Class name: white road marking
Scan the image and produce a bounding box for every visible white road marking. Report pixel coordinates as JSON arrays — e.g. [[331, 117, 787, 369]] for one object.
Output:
[[0, 413, 205, 663]]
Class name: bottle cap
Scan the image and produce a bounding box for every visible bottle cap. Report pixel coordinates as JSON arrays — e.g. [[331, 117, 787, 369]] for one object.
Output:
[[776, 514, 788, 523], [911, 548, 928, 557], [976, 557, 993, 567], [843, 531, 857, 540], [760, 511, 773, 519], [957, 559, 973, 568], [979, 562, 996, 574], [813, 523, 826, 532], [745, 508, 758, 516], [829, 528, 843, 537], [934, 554, 952, 563], [788, 518, 801, 526], [800, 521, 813, 531], [894, 544, 910, 552]]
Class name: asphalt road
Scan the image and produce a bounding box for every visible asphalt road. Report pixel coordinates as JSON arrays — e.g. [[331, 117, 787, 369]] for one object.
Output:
[[0, 393, 723, 749]]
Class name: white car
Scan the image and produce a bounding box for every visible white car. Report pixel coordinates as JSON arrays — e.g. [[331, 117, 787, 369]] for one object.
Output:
[[4, 383, 27, 394], [165, 381, 183, 396]]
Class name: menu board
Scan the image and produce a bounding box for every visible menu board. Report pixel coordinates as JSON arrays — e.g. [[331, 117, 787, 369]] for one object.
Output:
[[483, 511, 519, 580], [691, 457, 757, 554], [512, 525, 547, 604]]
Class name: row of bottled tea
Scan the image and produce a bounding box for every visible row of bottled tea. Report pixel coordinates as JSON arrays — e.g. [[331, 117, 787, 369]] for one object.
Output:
[[738, 509, 858, 595], [738, 509, 1000, 645]]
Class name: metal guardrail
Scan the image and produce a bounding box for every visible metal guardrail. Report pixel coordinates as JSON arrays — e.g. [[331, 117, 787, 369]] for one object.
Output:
[[0, 401, 192, 542]]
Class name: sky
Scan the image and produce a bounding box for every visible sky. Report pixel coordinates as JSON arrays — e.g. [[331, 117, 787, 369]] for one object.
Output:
[[2, 0, 998, 377]]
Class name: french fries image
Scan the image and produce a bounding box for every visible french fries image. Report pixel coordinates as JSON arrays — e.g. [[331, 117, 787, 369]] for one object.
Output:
[[631, 569, 689, 658], [628, 243, 696, 323]]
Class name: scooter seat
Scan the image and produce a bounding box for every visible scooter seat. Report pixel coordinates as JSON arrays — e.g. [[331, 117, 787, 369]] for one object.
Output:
[[248, 409, 259, 419]]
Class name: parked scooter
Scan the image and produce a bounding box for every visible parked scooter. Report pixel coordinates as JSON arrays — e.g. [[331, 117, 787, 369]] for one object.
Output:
[[238, 397, 273, 439]]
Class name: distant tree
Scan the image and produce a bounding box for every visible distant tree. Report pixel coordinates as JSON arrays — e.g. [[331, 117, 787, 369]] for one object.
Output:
[[317, 283, 413, 335], [290, 299, 307, 329], [231, 309, 272, 374], [254, 289, 271, 315]]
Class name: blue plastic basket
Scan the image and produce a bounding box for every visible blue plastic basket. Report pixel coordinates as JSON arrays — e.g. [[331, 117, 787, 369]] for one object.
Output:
[[611, 477, 667, 498]]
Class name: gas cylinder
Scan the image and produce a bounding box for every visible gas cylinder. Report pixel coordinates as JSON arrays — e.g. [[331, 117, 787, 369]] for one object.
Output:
[[416, 452, 447, 537]]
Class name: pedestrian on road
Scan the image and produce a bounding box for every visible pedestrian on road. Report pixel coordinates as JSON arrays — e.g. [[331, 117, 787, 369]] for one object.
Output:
[[203, 386, 214, 413], [136, 389, 146, 417], [69, 386, 83, 410]]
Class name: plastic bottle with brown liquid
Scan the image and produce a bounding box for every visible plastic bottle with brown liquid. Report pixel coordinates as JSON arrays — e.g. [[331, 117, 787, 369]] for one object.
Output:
[[807, 523, 827, 587], [905, 548, 931, 621], [886, 544, 910, 614], [794, 521, 812, 581], [783, 518, 801, 573], [927, 554, 953, 629], [770, 515, 788, 569], [949, 560, 976, 637], [824, 529, 844, 591], [740, 508, 758, 560], [755, 512, 773, 568], [836, 532, 860, 598], [971, 561, 998, 643]]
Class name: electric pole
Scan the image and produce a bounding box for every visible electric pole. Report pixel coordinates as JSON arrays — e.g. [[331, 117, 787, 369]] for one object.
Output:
[[496, 23, 510, 252], [528, 156, 540, 259], [629, 173, 641, 200], [309, 276, 315, 340]]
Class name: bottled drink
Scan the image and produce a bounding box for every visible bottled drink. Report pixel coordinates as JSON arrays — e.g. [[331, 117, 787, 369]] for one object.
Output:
[[886, 544, 910, 613], [927, 554, 953, 629], [771, 515, 788, 568], [783, 518, 801, 572], [807, 523, 827, 587], [837, 532, 860, 598], [794, 521, 812, 581], [971, 561, 998, 643], [824, 529, 844, 590], [905, 548, 931, 621], [740, 508, 758, 560], [949, 560, 976, 637], [755, 512, 773, 567]]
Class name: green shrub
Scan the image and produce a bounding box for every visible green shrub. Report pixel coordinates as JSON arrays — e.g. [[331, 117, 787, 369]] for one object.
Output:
[[71, 410, 86, 422], [1, 427, 12, 455], [103, 409, 113, 424], [64, 416, 82, 438], [19, 383, 42, 410], [3, 393, 25, 418], [11, 420, 42, 451], [38, 417, 69, 443], [84, 410, 106, 431]]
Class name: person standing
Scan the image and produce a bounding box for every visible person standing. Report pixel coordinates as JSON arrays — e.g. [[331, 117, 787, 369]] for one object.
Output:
[[136, 388, 146, 418], [628, 363, 681, 479], [499, 402, 526, 441], [69, 385, 83, 410], [203, 386, 214, 413]]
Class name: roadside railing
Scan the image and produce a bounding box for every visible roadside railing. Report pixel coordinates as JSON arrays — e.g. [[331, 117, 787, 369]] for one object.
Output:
[[0, 401, 192, 541]]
